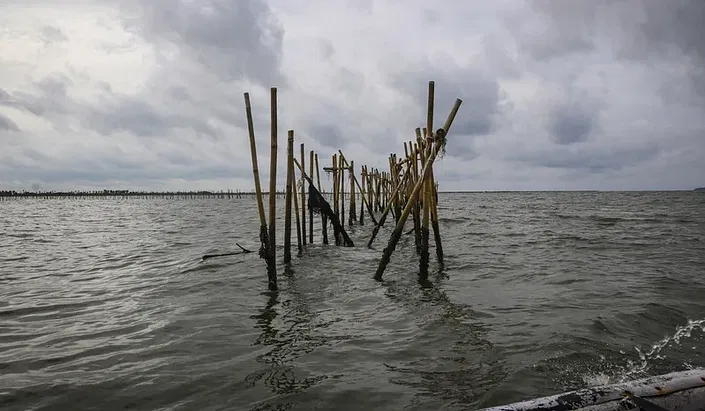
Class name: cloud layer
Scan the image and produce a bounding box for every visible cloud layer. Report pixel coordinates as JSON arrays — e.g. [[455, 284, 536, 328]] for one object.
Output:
[[1, 0, 703, 191]]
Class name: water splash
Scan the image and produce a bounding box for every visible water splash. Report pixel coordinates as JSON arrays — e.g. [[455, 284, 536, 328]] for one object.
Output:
[[622, 318, 705, 381], [582, 318, 705, 387]]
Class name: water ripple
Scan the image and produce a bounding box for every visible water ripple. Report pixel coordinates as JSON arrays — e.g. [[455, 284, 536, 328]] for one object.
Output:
[[0, 192, 704, 410]]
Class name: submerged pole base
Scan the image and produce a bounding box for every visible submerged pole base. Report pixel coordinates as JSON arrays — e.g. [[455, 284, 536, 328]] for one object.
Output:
[[419, 227, 430, 280]]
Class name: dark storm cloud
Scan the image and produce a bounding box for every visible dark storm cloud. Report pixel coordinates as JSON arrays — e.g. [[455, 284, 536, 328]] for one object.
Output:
[[3, 75, 73, 118], [524, 0, 705, 93], [549, 103, 598, 145], [2, 77, 221, 139], [2, 148, 251, 184], [308, 123, 345, 150], [0, 112, 20, 132], [510, 143, 662, 173], [390, 61, 500, 161], [517, 0, 599, 60], [392, 64, 499, 136], [118, 0, 285, 86], [86, 94, 221, 139]]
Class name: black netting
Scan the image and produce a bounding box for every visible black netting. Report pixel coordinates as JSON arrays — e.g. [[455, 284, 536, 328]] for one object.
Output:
[[259, 224, 269, 259], [305, 179, 353, 247], [307, 182, 323, 215]]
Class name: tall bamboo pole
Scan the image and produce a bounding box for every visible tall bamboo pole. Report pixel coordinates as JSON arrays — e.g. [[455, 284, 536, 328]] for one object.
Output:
[[420, 81, 434, 278], [309, 150, 314, 243], [300, 143, 307, 246], [284, 130, 294, 263], [267, 87, 278, 290]]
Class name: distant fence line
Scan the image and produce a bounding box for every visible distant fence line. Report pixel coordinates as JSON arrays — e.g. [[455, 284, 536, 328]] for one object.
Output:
[[0, 189, 339, 200]]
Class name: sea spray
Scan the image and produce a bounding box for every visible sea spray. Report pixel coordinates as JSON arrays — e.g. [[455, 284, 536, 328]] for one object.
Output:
[[581, 318, 705, 387]]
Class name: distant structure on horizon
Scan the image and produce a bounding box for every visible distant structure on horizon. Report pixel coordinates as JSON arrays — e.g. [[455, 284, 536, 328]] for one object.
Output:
[[695, 187, 705, 191]]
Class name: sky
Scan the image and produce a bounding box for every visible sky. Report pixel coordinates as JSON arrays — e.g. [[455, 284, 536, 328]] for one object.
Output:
[[1, 0, 703, 192]]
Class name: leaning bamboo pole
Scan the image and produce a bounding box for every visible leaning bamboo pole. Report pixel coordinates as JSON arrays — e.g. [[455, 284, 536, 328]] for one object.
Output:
[[366, 161, 413, 248], [244, 92, 275, 290], [374, 97, 462, 281]]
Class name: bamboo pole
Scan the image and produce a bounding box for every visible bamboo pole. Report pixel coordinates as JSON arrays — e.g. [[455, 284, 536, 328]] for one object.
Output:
[[339, 154, 345, 228], [284, 130, 294, 264], [337, 150, 378, 225], [292, 163, 303, 255], [300, 143, 307, 246], [244, 92, 275, 289], [366, 161, 413, 248], [267, 87, 278, 290], [374, 98, 462, 281], [411, 138, 422, 254], [332, 154, 341, 245], [359, 164, 365, 225], [315, 153, 328, 245], [309, 150, 314, 243], [420, 81, 434, 278], [348, 160, 356, 225]]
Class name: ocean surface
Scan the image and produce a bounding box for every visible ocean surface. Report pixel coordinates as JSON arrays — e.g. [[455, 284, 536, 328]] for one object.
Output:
[[1, 191, 704, 410]]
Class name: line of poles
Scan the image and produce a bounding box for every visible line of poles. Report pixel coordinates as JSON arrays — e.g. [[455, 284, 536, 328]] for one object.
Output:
[[244, 81, 462, 290]]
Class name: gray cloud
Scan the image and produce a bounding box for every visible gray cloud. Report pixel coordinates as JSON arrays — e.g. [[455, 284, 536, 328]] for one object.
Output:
[[118, 0, 285, 86], [1, 0, 703, 191], [389, 60, 500, 161], [307, 123, 345, 150], [391, 63, 500, 137], [39, 26, 67, 44], [509, 143, 663, 173], [0, 112, 20, 131], [549, 103, 598, 145]]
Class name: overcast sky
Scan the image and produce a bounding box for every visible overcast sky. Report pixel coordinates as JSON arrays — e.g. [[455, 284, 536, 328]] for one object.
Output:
[[1, 0, 703, 191]]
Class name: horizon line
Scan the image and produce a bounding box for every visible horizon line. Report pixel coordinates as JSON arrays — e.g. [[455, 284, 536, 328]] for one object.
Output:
[[1, 188, 702, 196]]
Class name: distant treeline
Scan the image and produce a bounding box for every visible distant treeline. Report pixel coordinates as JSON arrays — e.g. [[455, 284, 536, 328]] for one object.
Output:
[[1, 189, 238, 197], [0, 189, 332, 197]]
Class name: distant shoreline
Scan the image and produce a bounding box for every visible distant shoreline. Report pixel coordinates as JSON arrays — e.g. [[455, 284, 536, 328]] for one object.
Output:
[[0, 189, 701, 198]]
